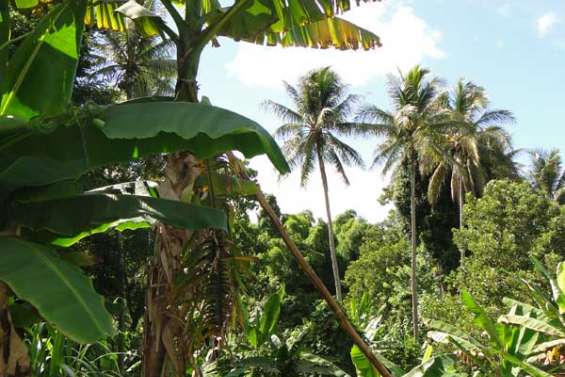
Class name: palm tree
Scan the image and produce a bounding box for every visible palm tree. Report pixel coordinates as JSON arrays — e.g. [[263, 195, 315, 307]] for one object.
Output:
[[356, 66, 443, 338], [529, 149, 565, 204], [88, 30, 176, 99], [425, 80, 515, 228], [265, 67, 368, 301]]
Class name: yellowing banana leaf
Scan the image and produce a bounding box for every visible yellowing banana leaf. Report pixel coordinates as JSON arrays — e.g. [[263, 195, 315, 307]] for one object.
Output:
[[209, 0, 380, 50], [0, 237, 114, 343], [268, 17, 380, 50], [84, 1, 127, 33]]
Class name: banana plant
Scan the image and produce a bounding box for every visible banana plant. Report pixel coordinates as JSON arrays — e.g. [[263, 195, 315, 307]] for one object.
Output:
[[347, 295, 459, 377], [0, 3, 289, 376], [425, 291, 552, 377], [498, 258, 565, 373], [221, 288, 349, 377], [11, 0, 384, 375]]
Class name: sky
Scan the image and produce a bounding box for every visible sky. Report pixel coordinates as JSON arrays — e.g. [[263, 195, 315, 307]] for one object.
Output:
[[194, 0, 565, 223]]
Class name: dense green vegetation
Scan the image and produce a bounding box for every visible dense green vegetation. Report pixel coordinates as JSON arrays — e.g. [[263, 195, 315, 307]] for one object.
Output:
[[0, 1, 564, 376]]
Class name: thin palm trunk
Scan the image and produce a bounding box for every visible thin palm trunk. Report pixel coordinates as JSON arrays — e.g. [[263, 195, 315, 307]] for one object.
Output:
[[410, 157, 419, 339], [458, 176, 464, 229], [317, 148, 343, 301], [458, 176, 465, 268]]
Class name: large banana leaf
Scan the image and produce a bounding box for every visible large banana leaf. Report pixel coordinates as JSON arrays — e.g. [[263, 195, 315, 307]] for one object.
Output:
[[499, 314, 565, 338], [351, 345, 379, 377], [0, 237, 114, 343], [271, 17, 380, 50], [0, 1, 86, 120], [8, 193, 227, 246], [13, 0, 127, 32], [0, 101, 289, 195], [84, 0, 127, 33], [257, 288, 282, 344], [208, 1, 380, 50]]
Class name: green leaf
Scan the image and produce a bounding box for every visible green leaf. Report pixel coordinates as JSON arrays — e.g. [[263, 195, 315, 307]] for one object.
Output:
[[350, 345, 402, 377], [0, 237, 114, 343], [101, 102, 289, 173], [0, 2, 9, 79], [501, 352, 553, 377], [1, 101, 289, 195], [198, 173, 258, 197], [351, 345, 379, 377], [403, 355, 463, 377], [460, 290, 501, 346], [296, 353, 349, 376], [258, 288, 283, 343], [9, 194, 227, 246], [14, 0, 40, 9], [425, 319, 484, 352], [0, 1, 86, 120], [499, 314, 565, 338]]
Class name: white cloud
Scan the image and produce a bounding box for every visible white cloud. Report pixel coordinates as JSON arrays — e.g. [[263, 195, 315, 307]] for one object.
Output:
[[249, 155, 393, 223], [536, 12, 559, 37], [226, 2, 445, 88]]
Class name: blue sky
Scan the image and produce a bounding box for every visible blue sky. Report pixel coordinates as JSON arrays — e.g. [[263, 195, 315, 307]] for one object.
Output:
[[194, 0, 565, 222]]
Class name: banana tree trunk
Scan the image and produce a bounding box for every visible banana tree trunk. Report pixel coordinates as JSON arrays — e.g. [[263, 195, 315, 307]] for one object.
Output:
[[410, 157, 419, 339], [143, 40, 202, 377], [0, 283, 30, 377], [317, 148, 342, 301]]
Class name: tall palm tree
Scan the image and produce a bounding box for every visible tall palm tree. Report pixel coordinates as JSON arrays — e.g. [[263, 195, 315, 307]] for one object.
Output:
[[356, 66, 443, 338], [88, 30, 176, 100], [529, 149, 565, 204], [265, 67, 368, 301], [425, 80, 515, 228]]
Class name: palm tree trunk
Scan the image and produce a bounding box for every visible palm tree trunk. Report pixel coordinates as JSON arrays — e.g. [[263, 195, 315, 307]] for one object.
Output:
[[410, 157, 419, 339], [458, 176, 464, 229], [317, 148, 342, 301], [458, 176, 466, 268], [0, 282, 30, 377]]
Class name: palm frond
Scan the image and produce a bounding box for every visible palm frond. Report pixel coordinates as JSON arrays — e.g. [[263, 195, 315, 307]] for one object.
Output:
[[326, 149, 350, 185], [428, 163, 447, 206], [326, 133, 364, 168], [264, 100, 304, 124]]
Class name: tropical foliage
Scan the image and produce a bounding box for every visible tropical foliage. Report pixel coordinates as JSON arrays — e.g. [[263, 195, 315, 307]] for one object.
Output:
[[1, 1, 564, 377]]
